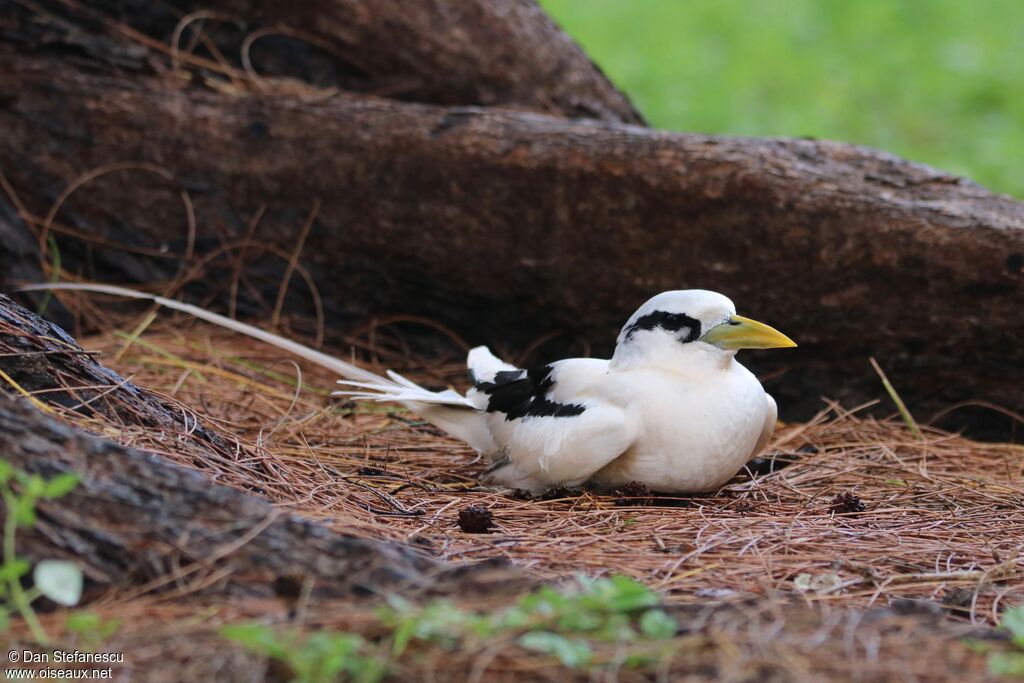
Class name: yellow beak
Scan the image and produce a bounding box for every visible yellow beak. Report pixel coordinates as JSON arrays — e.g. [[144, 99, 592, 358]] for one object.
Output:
[[701, 315, 797, 350]]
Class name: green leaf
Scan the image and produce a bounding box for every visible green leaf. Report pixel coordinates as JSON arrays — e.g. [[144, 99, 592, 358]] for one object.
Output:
[[14, 496, 37, 527], [578, 575, 659, 613], [0, 610, 9, 632], [0, 460, 12, 483], [350, 654, 388, 683], [989, 652, 1024, 676], [300, 632, 363, 680], [389, 617, 416, 657], [42, 473, 79, 499], [599, 612, 637, 641], [623, 650, 657, 668], [100, 618, 122, 640], [519, 586, 567, 617], [556, 609, 603, 633], [64, 611, 120, 650], [26, 474, 46, 499], [1000, 606, 1024, 647], [405, 600, 474, 646], [33, 560, 83, 606], [961, 639, 994, 654], [65, 611, 101, 633], [639, 609, 678, 639], [66, 611, 120, 638], [378, 597, 457, 655], [0, 559, 31, 582], [518, 631, 592, 668], [493, 605, 530, 631], [221, 623, 288, 658]]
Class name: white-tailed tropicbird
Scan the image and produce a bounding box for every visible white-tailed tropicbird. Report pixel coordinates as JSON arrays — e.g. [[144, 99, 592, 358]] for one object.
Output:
[[19, 285, 795, 493]]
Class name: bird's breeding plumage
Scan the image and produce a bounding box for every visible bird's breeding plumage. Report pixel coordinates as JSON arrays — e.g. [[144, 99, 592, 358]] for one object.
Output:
[[20, 285, 795, 494], [337, 289, 796, 493]]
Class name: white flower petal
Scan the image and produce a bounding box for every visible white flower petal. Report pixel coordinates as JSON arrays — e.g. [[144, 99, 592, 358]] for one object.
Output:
[[33, 560, 83, 606]]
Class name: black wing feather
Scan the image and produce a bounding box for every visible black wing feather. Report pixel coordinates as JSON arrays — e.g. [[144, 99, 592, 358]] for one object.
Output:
[[475, 365, 586, 421]]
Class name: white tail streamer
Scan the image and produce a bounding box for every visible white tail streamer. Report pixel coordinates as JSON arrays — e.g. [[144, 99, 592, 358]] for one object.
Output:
[[17, 282, 477, 414]]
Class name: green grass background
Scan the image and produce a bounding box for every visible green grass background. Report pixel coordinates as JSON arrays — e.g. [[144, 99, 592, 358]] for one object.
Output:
[[540, 0, 1023, 197]]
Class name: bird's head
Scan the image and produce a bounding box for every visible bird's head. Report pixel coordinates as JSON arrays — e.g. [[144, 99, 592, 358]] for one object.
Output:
[[612, 290, 796, 366]]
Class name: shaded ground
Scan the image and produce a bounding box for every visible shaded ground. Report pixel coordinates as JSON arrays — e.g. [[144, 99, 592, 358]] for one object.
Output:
[[4, 312, 1023, 681], [10, 591, 1003, 682]]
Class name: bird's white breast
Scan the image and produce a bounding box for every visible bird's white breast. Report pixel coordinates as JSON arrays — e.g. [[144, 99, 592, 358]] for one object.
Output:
[[590, 360, 769, 492]]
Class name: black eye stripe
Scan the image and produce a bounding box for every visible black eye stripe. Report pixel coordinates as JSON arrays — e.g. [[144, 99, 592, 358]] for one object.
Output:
[[624, 311, 702, 343]]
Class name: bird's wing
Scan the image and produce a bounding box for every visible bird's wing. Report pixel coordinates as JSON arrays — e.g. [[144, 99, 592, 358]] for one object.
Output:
[[464, 345, 524, 411], [487, 402, 636, 492], [477, 359, 637, 492], [467, 346, 521, 385]]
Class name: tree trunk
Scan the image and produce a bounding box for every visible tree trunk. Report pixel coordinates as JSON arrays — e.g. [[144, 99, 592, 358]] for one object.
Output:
[[2, 0, 642, 123], [1, 2, 1022, 436]]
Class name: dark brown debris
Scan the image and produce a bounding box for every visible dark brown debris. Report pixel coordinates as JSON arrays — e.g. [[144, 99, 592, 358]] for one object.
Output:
[[614, 481, 655, 506], [830, 491, 867, 515], [457, 504, 495, 533]]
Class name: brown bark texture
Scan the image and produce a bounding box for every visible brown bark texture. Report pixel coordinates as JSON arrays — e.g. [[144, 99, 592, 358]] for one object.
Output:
[[1, 1, 1022, 436], [0, 0, 642, 123]]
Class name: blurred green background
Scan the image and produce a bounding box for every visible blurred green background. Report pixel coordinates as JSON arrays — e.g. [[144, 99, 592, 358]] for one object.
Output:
[[540, 0, 1023, 197]]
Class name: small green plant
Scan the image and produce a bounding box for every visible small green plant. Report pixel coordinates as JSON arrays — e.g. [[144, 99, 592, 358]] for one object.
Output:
[[221, 623, 387, 683], [486, 574, 677, 667], [0, 458, 83, 644], [65, 611, 122, 651], [223, 574, 679, 681], [989, 606, 1024, 677]]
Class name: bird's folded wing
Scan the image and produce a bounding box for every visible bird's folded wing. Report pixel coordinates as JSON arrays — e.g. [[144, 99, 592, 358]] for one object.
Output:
[[487, 402, 637, 491]]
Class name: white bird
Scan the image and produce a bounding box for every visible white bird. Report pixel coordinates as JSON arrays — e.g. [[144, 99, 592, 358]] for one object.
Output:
[[19, 285, 795, 493]]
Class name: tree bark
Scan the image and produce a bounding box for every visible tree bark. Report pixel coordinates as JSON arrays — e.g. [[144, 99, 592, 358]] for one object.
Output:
[[0, 393, 429, 596], [2, 3, 1022, 435], [2, 0, 642, 123], [0, 293, 227, 439]]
